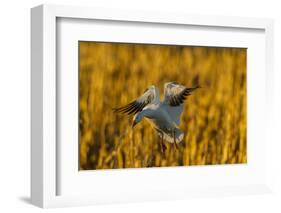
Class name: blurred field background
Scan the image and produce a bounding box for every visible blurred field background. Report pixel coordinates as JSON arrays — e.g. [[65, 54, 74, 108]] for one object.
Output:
[[79, 41, 247, 170]]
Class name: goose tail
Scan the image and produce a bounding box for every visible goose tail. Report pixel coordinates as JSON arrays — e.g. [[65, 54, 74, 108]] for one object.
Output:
[[157, 128, 184, 144]]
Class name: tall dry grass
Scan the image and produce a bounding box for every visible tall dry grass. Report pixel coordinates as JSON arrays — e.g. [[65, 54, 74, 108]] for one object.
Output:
[[79, 41, 246, 170]]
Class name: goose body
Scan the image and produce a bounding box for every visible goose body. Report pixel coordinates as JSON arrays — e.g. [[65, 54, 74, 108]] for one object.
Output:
[[141, 105, 183, 144]]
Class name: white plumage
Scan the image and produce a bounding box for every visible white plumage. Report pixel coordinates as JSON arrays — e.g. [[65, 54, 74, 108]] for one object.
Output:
[[113, 82, 200, 151]]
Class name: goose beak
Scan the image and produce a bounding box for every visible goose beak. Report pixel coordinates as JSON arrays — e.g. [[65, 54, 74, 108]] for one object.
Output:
[[132, 120, 137, 128]]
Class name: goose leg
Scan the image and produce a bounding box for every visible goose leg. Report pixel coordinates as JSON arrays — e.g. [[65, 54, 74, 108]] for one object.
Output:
[[173, 129, 178, 150], [159, 132, 166, 154]]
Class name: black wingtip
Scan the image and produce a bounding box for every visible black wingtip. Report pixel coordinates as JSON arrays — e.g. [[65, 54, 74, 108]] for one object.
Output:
[[112, 107, 119, 113], [191, 85, 202, 90]]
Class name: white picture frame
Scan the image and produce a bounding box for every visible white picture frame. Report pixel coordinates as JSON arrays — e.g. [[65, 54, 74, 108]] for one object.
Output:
[[31, 4, 274, 208]]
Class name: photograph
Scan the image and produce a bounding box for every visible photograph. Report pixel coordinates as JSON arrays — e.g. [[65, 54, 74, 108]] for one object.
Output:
[[79, 41, 247, 170]]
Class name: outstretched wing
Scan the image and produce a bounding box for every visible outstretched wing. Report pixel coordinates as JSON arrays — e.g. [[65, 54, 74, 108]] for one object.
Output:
[[162, 82, 200, 125], [113, 86, 159, 115]]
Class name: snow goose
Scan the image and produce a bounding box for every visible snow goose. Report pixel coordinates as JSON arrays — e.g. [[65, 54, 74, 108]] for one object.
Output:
[[113, 82, 200, 152]]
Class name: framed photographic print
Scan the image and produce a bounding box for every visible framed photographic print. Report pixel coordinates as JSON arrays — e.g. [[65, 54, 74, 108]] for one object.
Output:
[[31, 4, 274, 208]]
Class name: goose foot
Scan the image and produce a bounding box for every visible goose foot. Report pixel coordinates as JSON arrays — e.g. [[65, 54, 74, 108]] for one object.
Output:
[[173, 129, 178, 150], [159, 133, 166, 154], [160, 141, 167, 154]]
